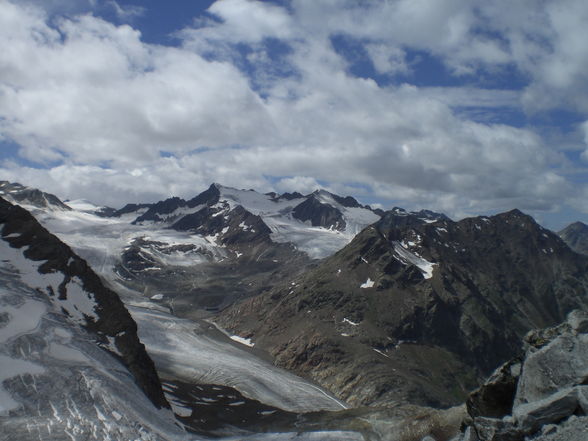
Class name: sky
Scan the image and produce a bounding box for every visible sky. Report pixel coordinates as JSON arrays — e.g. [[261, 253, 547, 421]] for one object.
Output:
[[1, 0, 588, 230]]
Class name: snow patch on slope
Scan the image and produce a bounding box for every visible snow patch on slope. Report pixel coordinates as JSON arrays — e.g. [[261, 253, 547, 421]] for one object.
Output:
[[393, 241, 436, 279], [360, 278, 375, 289], [0, 239, 191, 439], [230, 335, 255, 347]]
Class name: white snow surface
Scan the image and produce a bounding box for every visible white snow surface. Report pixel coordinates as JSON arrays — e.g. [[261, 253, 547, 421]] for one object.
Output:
[[0, 236, 192, 439], [393, 241, 436, 279], [0, 235, 99, 324], [217, 185, 380, 259], [1, 232, 361, 440], [360, 278, 375, 289], [0, 202, 368, 440], [230, 335, 255, 347], [65, 199, 103, 212], [128, 305, 348, 413], [22, 185, 380, 272], [28, 206, 227, 283], [0, 355, 45, 414]]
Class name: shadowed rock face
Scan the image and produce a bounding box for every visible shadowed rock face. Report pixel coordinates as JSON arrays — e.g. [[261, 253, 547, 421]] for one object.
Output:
[[133, 196, 186, 223], [173, 204, 272, 245], [292, 196, 346, 230], [0, 196, 169, 409], [559, 221, 588, 255], [217, 209, 588, 408]]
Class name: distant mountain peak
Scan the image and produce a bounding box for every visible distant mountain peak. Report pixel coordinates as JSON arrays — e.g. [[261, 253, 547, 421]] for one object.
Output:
[[217, 206, 588, 409], [559, 220, 588, 255], [0, 180, 71, 211]]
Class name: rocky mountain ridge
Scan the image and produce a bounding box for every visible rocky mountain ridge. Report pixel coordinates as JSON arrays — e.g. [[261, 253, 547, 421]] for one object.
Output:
[[5, 180, 588, 439], [217, 208, 588, 409]]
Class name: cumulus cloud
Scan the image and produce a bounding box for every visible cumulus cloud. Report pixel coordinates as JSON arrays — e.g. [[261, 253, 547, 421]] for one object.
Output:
[[0, 0, 587, 222], [105, 1, 145, 21]]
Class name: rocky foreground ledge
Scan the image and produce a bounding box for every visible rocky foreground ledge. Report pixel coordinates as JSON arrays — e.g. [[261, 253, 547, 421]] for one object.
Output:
[[453, 310, 588, 441]]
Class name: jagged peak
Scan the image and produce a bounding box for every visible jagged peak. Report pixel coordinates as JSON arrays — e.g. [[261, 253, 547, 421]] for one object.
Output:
[[0, 180, 71, 211], [491, 208, 538, 226]]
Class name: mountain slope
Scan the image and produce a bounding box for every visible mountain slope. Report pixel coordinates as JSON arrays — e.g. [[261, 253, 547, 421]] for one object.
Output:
[[217, 209, 588, 408], [0, 197, 197, 440], [0, 196, 168, 409], [558, 221, 588, 255]]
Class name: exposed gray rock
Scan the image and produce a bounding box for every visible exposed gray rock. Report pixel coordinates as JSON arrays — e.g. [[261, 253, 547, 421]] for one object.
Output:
[[514, 332, 588, 407], [461, 311, 588, 441], [541, 424, 557, 436], [462, 426, 478, 441], [567, 310, 588, 334], [513, 387, 580, 434], [558, 221, 588, 256], [576, 385, 588, 413], [526, 415, 588, 441], [219, 207, 588, 408], [471, 416, 521, 441]]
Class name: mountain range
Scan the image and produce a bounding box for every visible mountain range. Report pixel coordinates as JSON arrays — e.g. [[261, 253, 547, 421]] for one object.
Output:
[[217, 208, 588, 409], [1, 180, 588, 441]]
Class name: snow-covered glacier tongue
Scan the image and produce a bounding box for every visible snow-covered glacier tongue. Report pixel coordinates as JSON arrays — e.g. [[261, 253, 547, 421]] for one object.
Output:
[[0, 193, 368, 440], [0, 197, 190, 440]]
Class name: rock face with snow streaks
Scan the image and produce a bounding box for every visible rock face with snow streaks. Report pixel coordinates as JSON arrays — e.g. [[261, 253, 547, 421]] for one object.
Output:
[[217, 209, 588, 408]]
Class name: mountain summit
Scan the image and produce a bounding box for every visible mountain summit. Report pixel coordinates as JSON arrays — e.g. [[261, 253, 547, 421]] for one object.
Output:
[[558, 221, 588, 255], [217, 208, 588, 408], [0, 181, 71, 211]]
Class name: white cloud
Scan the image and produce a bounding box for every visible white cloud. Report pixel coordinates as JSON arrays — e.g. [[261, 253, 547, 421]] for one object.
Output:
[[106, 1, 145, 21], [206, 0, 294, 43], [365, 43, 409, 75], [0, 0, 586, 221], [0, 2, 269, 166], [274, 176, 320, 195]]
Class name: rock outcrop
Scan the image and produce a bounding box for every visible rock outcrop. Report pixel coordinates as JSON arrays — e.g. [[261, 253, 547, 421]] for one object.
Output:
[[456, 310, 588, 441]]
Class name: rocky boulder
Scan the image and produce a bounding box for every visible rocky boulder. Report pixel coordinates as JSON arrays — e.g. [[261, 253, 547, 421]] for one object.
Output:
[[455, 310, 588, 441], [467, 358, 522, 419]]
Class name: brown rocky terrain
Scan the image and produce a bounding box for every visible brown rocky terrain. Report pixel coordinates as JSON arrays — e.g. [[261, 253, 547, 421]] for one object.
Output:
[[217, 209, 588, 409]]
